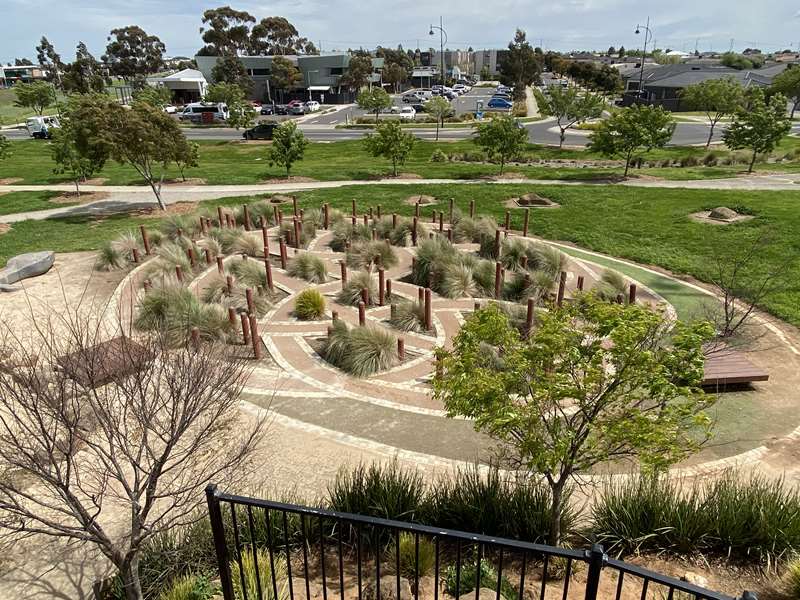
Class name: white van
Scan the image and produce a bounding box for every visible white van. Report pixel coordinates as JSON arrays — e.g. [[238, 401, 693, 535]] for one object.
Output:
[[178, 102, 229, 123], [26, 115, 60, 139]]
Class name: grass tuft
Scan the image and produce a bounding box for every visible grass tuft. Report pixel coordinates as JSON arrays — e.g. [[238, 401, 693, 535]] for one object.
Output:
[[294, 288, 326, 320]]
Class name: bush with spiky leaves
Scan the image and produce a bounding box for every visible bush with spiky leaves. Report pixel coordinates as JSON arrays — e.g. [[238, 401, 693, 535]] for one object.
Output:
[[595, 269, 627, 302], [322, 321, 398, 377], [287, 253, 328, 283], [197, 236, 223, 259], [533, 244, 566, 278], [500, 238, 530, 271], [471, 259, 498, 297], [294, 288, 326, 320], [231, 232, 264, 257], [201, 273, 229, 304], [96, 241, 127, 271], [452, 217, 478, 243], [411, 237, 460, 288], [346, 240, 398, 270], [373, 215, 416, 247], [111, 231, 140, 262], [146, 229, 164, 248], [160, 214, 197, 240], [440, 262, 479, 299], [474, 217, 500, 257], [134, 284, 196, 332], [504, 269, 555, 305], [278, 219, 316, 248], [330, 220, 371, 252], [165, 298, 231, 347], [228, 258, 268, 289], [337, 270, 378, 306], [207, 228, 246, 254], [222, 288, 272, 317], [388, 300, 426, 333], [247, 201, 275, 228], [142, 242, 193, 281]]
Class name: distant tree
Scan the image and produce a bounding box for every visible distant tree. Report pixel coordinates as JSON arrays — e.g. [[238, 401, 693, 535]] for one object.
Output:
[[425, 95, 453, 140], [357, 87, 392, 123], [721, 52, 762, 70], [681, 77, 746, 147], [770, 65, 800, 118], [50, 101, 109, 196], [433, 299, 714, 545], [536, 86, 605, 147], [62, 42, 108, 94], [383, 62, 408, 93], [474, 113, 528, 174], [363, 121, 416, 176], [607, 46, 616, 56], [724, 88, 791, 172], [199, 6, 256, 55], [0, 135, 10, 163], [499, 29, 541, 100], [618, 46, 626, 58], [269, 56, 302, 101], [132, 85, 172, 109], [176, 141, 200, 182], [35, 36, 64, 88], [204, 82, 255, 129], [13, 81, 56, 115], [250, 16, 314, 55], [210, 55, 252, 92], [341, 55, 374, 91], [480, 66, 491, 81], [103, 26, 165, 81], [268, 120, 309, 176], [14, 58, 33, 66], [588, 104, 675, 176]]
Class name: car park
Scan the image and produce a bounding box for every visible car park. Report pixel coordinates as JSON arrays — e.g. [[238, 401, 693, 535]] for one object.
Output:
[[408, 103, 427, 113], [402, 92, 425, 103], [242, 122, 278, 140], [487, 97, 513, 109], [492, 92, 512, 100], [178, 102, 229, 123], [274, 104, 289, 115], [453, 84, 470, 94], [289, 104, 305, 115]]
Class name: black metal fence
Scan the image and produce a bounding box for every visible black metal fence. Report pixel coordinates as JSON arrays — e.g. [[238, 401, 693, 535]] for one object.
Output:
[[206, 485, 757, 600]]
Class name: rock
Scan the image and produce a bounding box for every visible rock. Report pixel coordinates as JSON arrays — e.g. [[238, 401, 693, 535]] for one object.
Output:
[[681, 572, 709, 588], [362, 575, 412, 600], [517, 193, 556, 207], [709, 206, 738, 221], [458, 588, 499, 600], [269, 194, 294, 204], [290, 578, 326, 600], [0, 251, 55, 285], [406, 194, 436, 205], [0, 283, 19, 293], [414, 575, 437, 599]]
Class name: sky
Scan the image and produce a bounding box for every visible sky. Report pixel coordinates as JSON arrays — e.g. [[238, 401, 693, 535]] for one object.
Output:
[[4, 0, 800, 64]]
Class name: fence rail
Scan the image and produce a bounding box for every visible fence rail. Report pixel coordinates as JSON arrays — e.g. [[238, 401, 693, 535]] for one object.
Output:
[[206, 485, 756, 600]]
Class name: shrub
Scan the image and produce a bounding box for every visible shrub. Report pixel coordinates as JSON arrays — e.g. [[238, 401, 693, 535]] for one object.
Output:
[[680, 155, 699, 167], [594, 269, 627, 302], [134, 284, 196, 332], [230, 547, 288, 600], [388, 532, 436, 578], [287, 253, 328, 283], [388, 300, 426, 333], [160, 215, 196, 239], [279, 219, 316, 248], [321, 320, 397, 376], [440, 262, 479, 298], [157, 574, 217, 600], [330, 220, 371, 252], [337, 270, 378, 306], [785, 556, 800, 599], [164, 298, 231, 347], [294, 288, 326, 320], [430, 148, 448, 162], [444, 560, 517, 600], [247, 201, 274, 227], [201, 273, 228, 304], [111, 231, 140, 262], [346, 240, 398, 270], [144, 242, 193, 281], [197, 236, 222, 259], [96, 241, 127, 271], [228, 258, 268, 289], [411, 237, 460, 287], [231, 232, 264, 257], [702, 152, 718, 167]]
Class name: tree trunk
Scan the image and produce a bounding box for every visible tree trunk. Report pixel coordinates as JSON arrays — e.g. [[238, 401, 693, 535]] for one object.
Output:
[[74, 178, 80, 198], [499, 157, 505, 175], [748, 149, 757, 173], [623, 151, 632, 178], [548, 481, 565, 546], [120, 556, 144, 600], [149, 179, 167, 211], [791, 99, 798, 120], [375, 110, 380, 125], [705, 122, 715, 149], [436, 119, 440, 141], [559, 128, 565, 149], [392, 158, 397, 177]]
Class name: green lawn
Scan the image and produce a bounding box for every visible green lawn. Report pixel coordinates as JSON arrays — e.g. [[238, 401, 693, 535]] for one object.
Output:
[[0, 190, 72, 215], [2, 182, 798, 327], [0, 87, 61, 124], [3, 138, 800, 186]]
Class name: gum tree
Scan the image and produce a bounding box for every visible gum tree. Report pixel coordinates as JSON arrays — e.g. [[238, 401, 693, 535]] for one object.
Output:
[[770, 65, 800, 118], [13, 81, 56, 115], [723, 88, 791, 172], [204, 82, 256, 129], [536, 85, 605, 148], [681, 77, 746, 147], [434, 299, 714, 545]]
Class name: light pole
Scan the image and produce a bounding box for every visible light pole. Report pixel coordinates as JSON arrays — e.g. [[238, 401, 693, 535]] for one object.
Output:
[[429, 17, 447, 86], [635, 17, 652, 104]]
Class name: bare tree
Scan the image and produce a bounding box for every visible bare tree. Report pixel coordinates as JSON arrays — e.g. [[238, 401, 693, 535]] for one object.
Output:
[[0, 312, 266, 600]]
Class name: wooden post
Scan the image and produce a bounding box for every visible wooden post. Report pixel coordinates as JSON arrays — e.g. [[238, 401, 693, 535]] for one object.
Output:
[[504, 210, 510, 230], [279, 240, 287, 269], [616, 293, 624, 305], [226, 275, 234, 295], [264, 256, 274, 292], [249, 315, 262, 359], [240, 313, 251, 345], [448, 198, 454, 223], [371, 228, 377, 241], [386, 278, 392, 299], [577, 275, 584, 291], [228, 307, 237, 328], [377, 205, 382, 219], [204, 248, 212, 265], [199, 216, 206, 234], [139, 225, 151, 255], [276, 209, 283, 225], [494, 228, 501, 258], [132, 248, 140, 264], [351, 198, 357, 217], [245, 288, 255, 314], [523, 208, 530, 237], [243, 204, 251, 230], [187, 247, 196, 269], [629, 284, 637, 305], [397, 337, 405, 361], [378, 269, 385, 306], [474, 301, 481, 311], [520, 255, 528, 270], [358, 302, 366, 326], [191, 327, 201, 350], [351, 215, 357, 227], [526, 298, 535, 333], [293, 219, 302, 249], [390, 213, 396, 229], [361, 286, 369, 306], [331, 310, 338, 322], [292, 196, 298, 216], [143, 279, 151, 292], [340, 261, 347, 285], [469, 199, 475, 218], [418, 287, 425, 304], [217, 206, 225, 228], [273, 205, 280, 225], [411, 217, 418, 246], [363, 214, 368, 227], [261, 225, 269, 249], [368, 207, 373, 220], [447, 228, 452, 242], [494, 262, 502, 299], [438, 211, 444, 232], [323, 203, 330, 229], [557, 271, 567, 306], [175, 265, 184, 283], [431, 211, 437, 224], [216, 256, 224, 275], [424, 288, 432, 331]]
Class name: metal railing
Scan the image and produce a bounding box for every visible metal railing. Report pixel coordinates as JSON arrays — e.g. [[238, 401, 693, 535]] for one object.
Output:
[[206, 485, 757, 600]]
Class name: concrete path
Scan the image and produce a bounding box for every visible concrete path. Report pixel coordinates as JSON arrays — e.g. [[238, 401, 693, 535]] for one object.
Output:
[[4, 172, 800, 223]]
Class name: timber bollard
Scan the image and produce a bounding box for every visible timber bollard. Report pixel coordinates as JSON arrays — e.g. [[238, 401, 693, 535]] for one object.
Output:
[[447, 228, 452, 242], [577, 275, 584, 291], [377, 205, 382, 219], [386, 279, 392, 298], [351, 198, 357, 217], [358, 302, 366, 326], [469, 199, 475, 218], [279, 240, 287, 269], [392, 213, 397, 228], [187, 247, 196, 269], [226, 275, 234, 295], [292, 196, 298, 216], [397, 337, 405, 361], [264, 257, 274, 292], [204, 248, 212, 265], [448, 198, 454, 223], [629, 284, 637, 304], [557, 271, 567, 306], [216, 256, 224, 275], [175, 265, 184, 283], [143, 279, 151, 292], [351, 215, 357, 227], [293, 219, 302, 249], [361, 287, 369, 306], [494, 228, 501, 258], [523, 208, 530, 237], [245, 288, 255, 314], [261, 225, 269, 249], [240, 313, 251, 345], [418, 287, 424, 304], [526, 298, 535, 333], [191, 327, 201, 350], [368, 207, 373, 220], [474, 301, 481, 311], [199, 216, 206, 234], [378, 269, 385, 306], [323, 203, 330, 229], [331, 310, 338, 323], [390, 303, 397, 319], [411, 217, 418, 246], [249, 315, 262, 359], [494, 262, 502, 299], [217, 206, 225, 228], [243, 205, 251, 230], [132, 248, 140, 264], [504, 210, 510, 230], [520, 255, 528, 269], [228, 307, 237, 327], [415, 201, 420, 218], [438, 211, 444, 233], [340, 261, 347, 285], [424, 288, 432, 331], [140, 225, 151, 255], [363, 214, 368, 227]]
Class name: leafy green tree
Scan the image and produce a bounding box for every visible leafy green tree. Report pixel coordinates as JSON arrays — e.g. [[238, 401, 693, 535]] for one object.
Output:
[[357, 87, 392, 123], [268, 121, 309, 176], [250, 16, 315, 55], [341, 55, 374, 91], [50, 119, 108, 197], [198, 6, 256, 55], [269, 56, 302, 101], [721, 52, 762, 70], [204, 82, 255, 129], [433, 299, 714, 545], [363, 121, 416, 176], [499, 29, 541, 100], [723, 88, 791, 172], [383, 62, 408, 93], [176, 141, 200, 182], [426, 96, 453, 141], [536, 86, 605, 148], [680, 77, 746, 147], [35, 36, 64, 89], [132, 85, 172, 109], [0, 134, 10, 163], [588, 104, 675, 176], [210, 55, 252, 93], [103, 26, 165, 81], [13, 81, 56, 116], [480, 66, 491, 81], [770, 65, 800, 118], [474, 114, 528, 174], [62, 42, 108, 94]]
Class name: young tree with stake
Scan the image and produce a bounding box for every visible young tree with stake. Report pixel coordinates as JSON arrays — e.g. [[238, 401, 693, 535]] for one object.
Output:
[[426, 95, 452, 141], [357, 87, 392, 124], [13, 81, 56, 115], [268, 120, 309, 176]]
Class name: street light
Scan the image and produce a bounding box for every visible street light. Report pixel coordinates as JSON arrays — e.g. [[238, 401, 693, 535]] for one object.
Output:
[[635, 17, 652, 104], [429, 17, 447, 87]]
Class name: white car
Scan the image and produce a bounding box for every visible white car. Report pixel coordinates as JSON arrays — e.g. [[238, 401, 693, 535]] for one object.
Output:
[[402, 92, 425, 103], [396, 106, 417, 120], [453, 84, 470, 94], [304, 100, 321, 112], [26, 115, 60, 139], [163, 105, 178, 114]]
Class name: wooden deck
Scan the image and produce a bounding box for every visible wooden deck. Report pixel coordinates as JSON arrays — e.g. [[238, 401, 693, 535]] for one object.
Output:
[[702, 349, 769, 387]]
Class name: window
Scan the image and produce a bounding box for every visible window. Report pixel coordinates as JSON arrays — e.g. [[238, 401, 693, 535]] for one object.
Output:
[[249, 68, 270, 76], [329, 67, 343, 75]]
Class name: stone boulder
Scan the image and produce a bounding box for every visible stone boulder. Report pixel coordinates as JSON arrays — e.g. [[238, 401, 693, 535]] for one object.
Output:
[[458, 588, 501, 600], [708, 206, 738, 221], [681, 572, 709, 588], [0, 251, 55, 286], [362, 575, 412, 600], [269, 194, 294, 204]]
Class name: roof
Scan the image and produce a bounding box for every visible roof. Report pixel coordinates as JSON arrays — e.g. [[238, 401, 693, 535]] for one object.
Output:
[[307, 85, 331, 91], [154, 68, 206, 82]]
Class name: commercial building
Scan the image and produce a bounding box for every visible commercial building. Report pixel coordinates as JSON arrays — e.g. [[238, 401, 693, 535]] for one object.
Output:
[[0, 65, 47, 86], [147, 68, 208, 104], [472, 49, 509, 77]]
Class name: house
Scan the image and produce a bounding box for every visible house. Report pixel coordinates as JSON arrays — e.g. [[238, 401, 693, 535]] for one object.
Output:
[[194, 54, 384, 103], [146, 68, 208, 104]]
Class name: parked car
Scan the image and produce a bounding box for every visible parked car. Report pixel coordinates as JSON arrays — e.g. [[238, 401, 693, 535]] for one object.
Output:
[[178, 102, 229, 123], [414, 88, 433, 99], [304, 100, 321, 112], [402, 92, 424, 103], [408, 103, 427, 113], [242, 122, 278, 140], [487, 97, 513, 109], [453, 84, 470, 94], [26, 115, 60, 139], [492, 93, 512, 101], [260, 104, 275, 115], [163, 105, 178, 114], [396, 106, 417, 120], [289, 104, 306, 115], [274, 104, 289, 115], [287, 100, 304, 108]]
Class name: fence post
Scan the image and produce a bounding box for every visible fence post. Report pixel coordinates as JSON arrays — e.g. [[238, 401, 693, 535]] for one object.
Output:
[[583, 544, 606, 600], [205, 484, 235, 600]]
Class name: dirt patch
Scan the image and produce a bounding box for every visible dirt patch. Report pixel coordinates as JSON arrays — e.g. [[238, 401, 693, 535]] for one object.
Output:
[[481, 172, 527, 181], [395, 172, 423, 179], [268, 194, 294, 204], [82, 177, 108, 186], [405, 194, 437, 206], [689, 209, 755, 225], [49, 191, 111, 205], [0, 178, 23, 185], [262, 176, 318, 184], [136, 202, 199, 218], [162, 178, 207, 186], [0, 223, 11, 235], [506, 192, 560, 209]]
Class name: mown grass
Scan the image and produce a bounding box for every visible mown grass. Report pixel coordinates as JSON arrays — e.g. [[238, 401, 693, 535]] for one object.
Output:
[[0, 190, 72, 215], [4, 137, 800, 186]]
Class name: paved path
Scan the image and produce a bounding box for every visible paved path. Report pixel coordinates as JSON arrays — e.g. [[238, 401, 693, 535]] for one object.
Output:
[[4, 172, 800, 223]]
